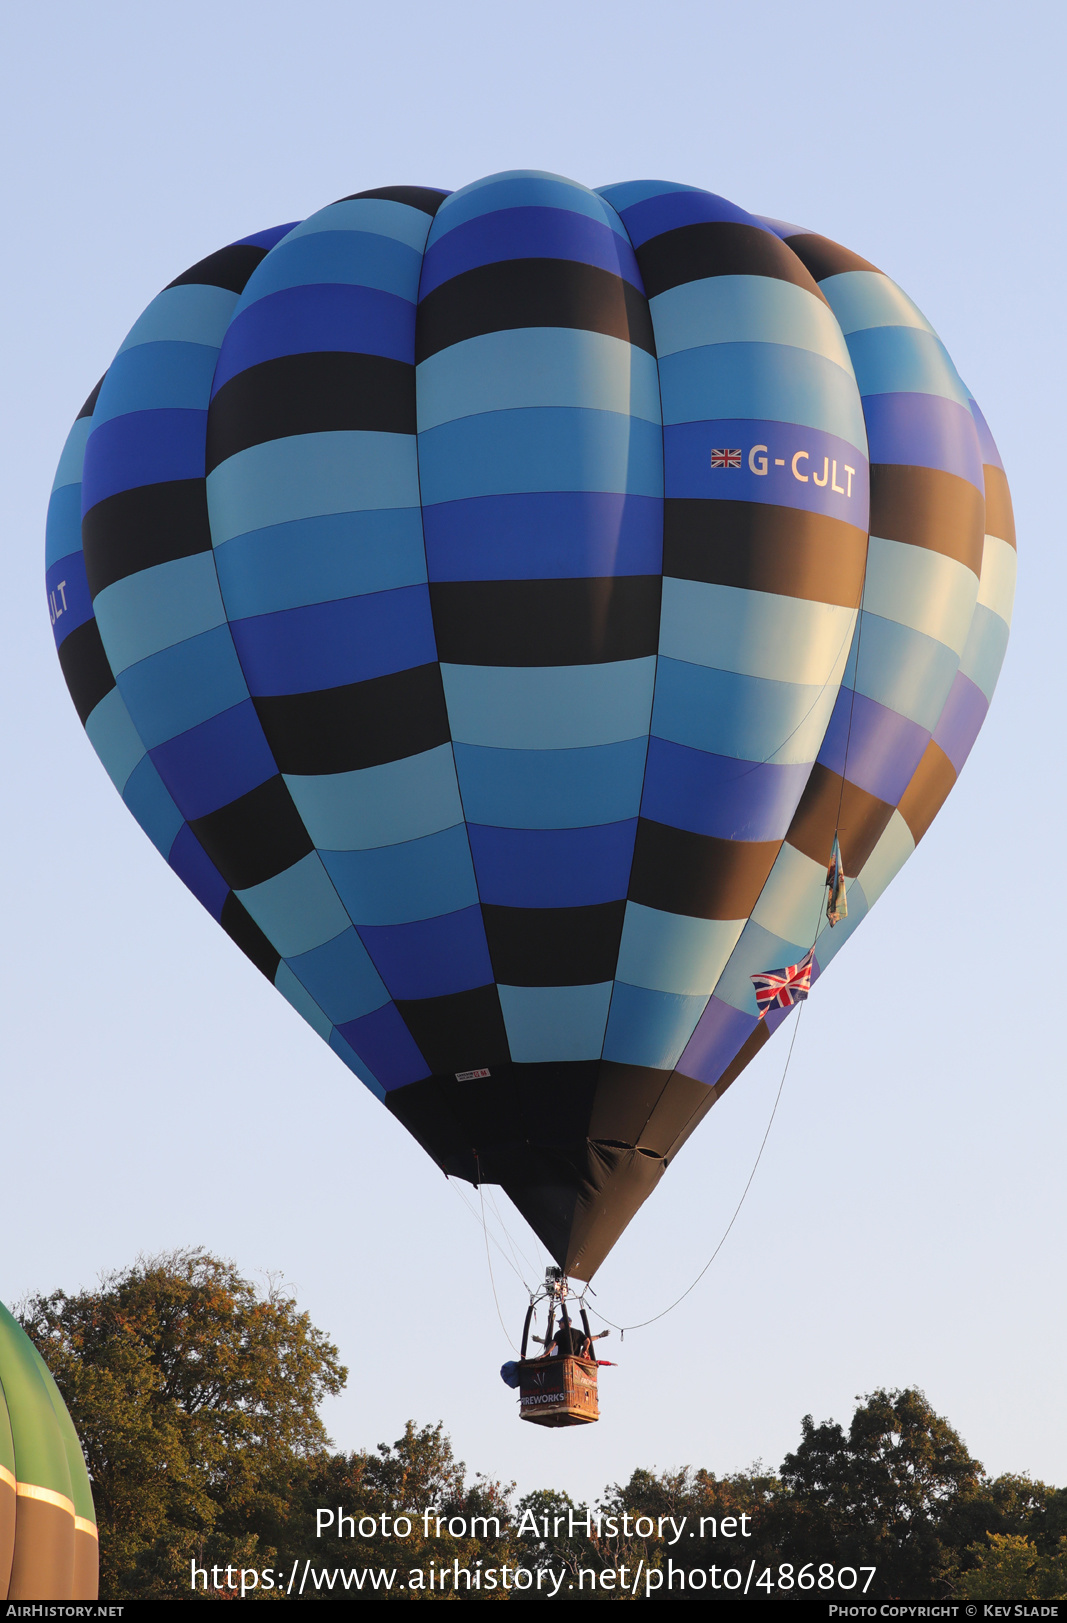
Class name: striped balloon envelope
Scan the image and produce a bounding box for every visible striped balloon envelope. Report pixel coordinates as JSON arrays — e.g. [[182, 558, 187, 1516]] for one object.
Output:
[[47, 173, 1015, 1280], [0, 1304, 97, 1599]]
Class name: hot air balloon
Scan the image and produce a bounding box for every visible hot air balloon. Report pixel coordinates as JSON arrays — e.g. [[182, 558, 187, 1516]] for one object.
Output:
[[0, 1304, 98, 1599], [47, 172, 1014, 1298]]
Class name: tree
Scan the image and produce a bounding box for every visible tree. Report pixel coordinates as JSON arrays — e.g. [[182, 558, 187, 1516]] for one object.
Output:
[[956, 1534, 1067, 1601], [19, 1248, 347, 1599]]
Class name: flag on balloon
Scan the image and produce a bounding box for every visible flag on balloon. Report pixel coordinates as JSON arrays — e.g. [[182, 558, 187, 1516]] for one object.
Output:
[[826, 834, 847, 927], [751, 948, 816, 1018]]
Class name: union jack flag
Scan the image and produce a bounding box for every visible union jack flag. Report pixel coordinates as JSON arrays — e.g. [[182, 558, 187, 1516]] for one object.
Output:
[[751, 947, 815, 1017], [711, 447, 742, 469]]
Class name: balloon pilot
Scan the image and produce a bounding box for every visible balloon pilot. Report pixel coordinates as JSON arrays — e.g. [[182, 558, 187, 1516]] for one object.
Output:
[[500, 1268, 612, 1427]]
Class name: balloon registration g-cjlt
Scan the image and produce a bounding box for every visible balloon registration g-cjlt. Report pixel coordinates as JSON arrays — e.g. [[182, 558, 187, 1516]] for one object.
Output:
[[48, 172, 1015, 1296]]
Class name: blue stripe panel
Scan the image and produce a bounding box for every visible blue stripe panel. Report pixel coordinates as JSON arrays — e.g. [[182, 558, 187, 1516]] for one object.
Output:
[[236, 852, 352, 958], [652, 658, 839, 766], [321, 825, 477, 926], [603, 983, 706, 1071], [959, 603, 1011, 702], [417, 408, 663, 502], [286, 746, 463, 851], [932, 670, 988, 772], [816, 689, 929, 803], [358, 907, 493, 1000], [442, 659, 656, 751], [420, 205, 643, 295], [168, 822, 229, 919], [149, 699, 277, 819], [862, 392, 983, 491], [848, 611, 959, 729], [659, 344, 866, 451], [93, 553, 226, 673], [466, 820, 637, 907], [616, 904, 743, 995], [122, 755, 184, 857], [287, 928, 390, 1025], [665, 420, 868, 522], [84, 686, 146, 792], [214, 508, 427, 618], [614, 186, 764, 247], [115, 624, 249, 750], [498, 982, 613, 1063], [453, 739, 648, 828], [46, 555, 93, 648], [847, 327, 969, 406], [677, 994, 757, 1084], [641, 737, 809, 840], [46, 483, 84, 568], [229, 585, 436, 697], [428, 172, 629, 239], [93, 342, 220, 424], [212, 284, 416, 392], [273, 964, 333, 1041], [82, 409, 206, 510], [335, 1003, 430, 1089], [117, 285, 238, 353], [423, 492, 661, 580], [206, 432, 419, 543]]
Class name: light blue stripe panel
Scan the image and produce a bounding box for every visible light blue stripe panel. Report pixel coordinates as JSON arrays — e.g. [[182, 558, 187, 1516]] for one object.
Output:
[[286, 745, 463, 850], [94, 553, 227, 674], [498, 982, 613, 1063], [288, 927, 390, 1025], [615, 904, 744, 995], [658, 343, 866, 450], [856, 809, 914, 908], [602, 984, 707, 1071], [750, 842, 826, 946], [652, 657, 839, 764], [864, 535, 978, 655], [92, 343, 220, 425], [51, 418, 93, 492], [597, 179, 700, 211], [712, 919, 805, 1016], [233, 230, 424, 310], [281, 198, 433, 250], [431, 171, 625, 238], [117, 284, 238, 352], [273, 962, 333, 1041], [236, 852, 352, 958], [416, 329, 662, 431], [847, 327, 970, 407], [442, 658, 656, 750], [810, 877, 869, 970], [417, 408, 663, 503], [977, 535, 1016, 627], [121, 755, 183, 857], [453, 739, 648, 827], [116, 625, 249, 750], [958, 603, 1011, 701], [206, 432, 421, 544], [820, 271, 936, 337], [848, 611, 959, 729], [84, 685, 146, 793], [213, 508, 427, 618], [321, 824, 478, 926], [650, 275, 853, 370], [661, 578, 856, 686]]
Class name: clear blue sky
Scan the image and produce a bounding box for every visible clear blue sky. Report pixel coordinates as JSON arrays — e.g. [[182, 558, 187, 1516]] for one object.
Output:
[[3, 0, 1064, 1505]]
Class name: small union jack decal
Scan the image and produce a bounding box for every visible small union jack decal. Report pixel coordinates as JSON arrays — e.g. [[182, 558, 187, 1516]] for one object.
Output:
[[751, 947, 815, 1017], [711, 447, 743, 469]]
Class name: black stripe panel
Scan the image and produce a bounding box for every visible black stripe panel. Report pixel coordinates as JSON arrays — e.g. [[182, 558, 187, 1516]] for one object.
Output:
[[780, 231, 880, 281], [339, 185, 449, 216], [78, 377, 104, 419], [869, 465, 984, 575], [395, 985, 511, 1076], [429, 576, 661, 666], [82, 479, 212, 596], [636, 221, 826, 302], [205, 353, 416, 472], [416, 259, 656, 362], [57, 617, 116, 724], [483, 901, 626, 986], [189, 775, 313, 891], [220, 892, 281, 980], [628, 820, 781, 920], [166, 244, 269, 294], [664, 499, 867, 608], [253, 663, 450, 775]]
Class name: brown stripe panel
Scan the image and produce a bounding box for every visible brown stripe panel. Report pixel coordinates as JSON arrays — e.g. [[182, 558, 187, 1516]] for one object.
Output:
[[664, 499, 867, 607], [8, 1495, 74, 1601], [869, 465, 985, 575], [628, 821, 781, 920], [897, 739, 958, 844], [429, 576, 661, 666], [780, 231, 881, 281], [983, 465, 1016, 549], [785, 763, 895, 876]]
